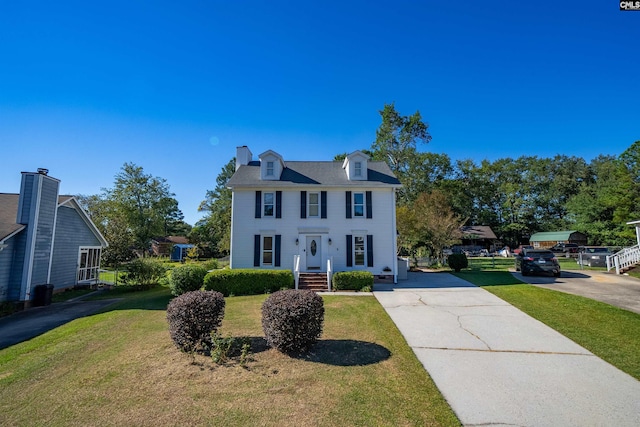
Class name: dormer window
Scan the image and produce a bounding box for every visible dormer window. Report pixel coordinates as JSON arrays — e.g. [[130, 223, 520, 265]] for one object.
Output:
[[259, 150, 284, 180], [342, 150, 369, 181], [354, 162, 362, 177]]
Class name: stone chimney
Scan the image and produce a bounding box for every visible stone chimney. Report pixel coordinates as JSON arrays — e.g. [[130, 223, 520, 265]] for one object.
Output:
[[236, 146, 253, 171]]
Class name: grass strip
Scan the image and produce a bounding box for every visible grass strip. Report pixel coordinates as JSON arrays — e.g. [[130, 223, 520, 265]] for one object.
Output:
[[452, 271, 640, 380]]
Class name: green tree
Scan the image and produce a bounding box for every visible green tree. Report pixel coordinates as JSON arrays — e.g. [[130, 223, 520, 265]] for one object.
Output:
[[195, 158, 235, 256], [397, 190, 464, 265], [566, 152, 638, 245], [371, 102, 431, 173], [76, 194, 135, 272], [103, 163, 183, 255]]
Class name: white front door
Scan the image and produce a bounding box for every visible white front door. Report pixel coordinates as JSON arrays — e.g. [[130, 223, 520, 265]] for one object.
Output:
[[306, 236, 321, 270]]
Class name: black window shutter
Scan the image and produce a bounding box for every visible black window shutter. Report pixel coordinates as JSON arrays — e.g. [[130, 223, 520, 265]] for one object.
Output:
[[345, 191, 352, 219], [253, 235, 261, 266], [275, 235, 281, 267], [255, 191, 262, 219], [321, 191, 327, 218], [300, 191, 307, 218], [346, 235, 353, 267], [276, 191, 282, 218], [367, 235, 374, 267], [366, 191, 373, 219]]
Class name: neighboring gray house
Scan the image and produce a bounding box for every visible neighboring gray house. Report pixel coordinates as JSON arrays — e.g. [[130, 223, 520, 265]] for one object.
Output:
[[0, 169, 108, 305]]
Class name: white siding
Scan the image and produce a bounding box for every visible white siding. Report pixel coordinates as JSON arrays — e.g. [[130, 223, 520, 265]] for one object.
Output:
[[230, 187, 397, 277]]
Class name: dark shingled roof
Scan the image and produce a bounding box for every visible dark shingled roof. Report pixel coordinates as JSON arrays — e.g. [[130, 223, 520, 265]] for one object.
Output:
[[0, 194, 74, 241], [227, 161, 401, 188], [461, 225, 497, 240]]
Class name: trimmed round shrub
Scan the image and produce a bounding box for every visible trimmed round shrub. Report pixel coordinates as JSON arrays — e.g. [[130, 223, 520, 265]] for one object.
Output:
[[166, 290, 225, 352], [261, 289, 324, 354], [448, 253, 468, 272], [170, 263, 208, 296]]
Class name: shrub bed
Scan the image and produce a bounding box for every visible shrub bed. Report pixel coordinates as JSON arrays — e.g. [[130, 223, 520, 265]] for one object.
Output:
[[448, 253, 469, 272], [261, 289, 324, 354], [166, 290, 225, 352], [121, 258, 167, 287], [203, 269, 294, 297], [332, 271, 374, 291], [170, 264, 208, 296]]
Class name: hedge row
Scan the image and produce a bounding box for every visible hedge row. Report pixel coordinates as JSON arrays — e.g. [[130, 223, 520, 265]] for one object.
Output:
[[332, 271, 374, 291], [203, 269, 294, 296]]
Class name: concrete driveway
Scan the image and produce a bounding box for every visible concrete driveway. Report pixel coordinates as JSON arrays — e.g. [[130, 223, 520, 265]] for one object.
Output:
[[0, 298, 121, 350], [375, 272, 640, 426], [512, 269, 640, 314]]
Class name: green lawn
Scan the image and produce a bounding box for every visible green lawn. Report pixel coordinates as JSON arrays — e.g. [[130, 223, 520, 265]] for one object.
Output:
[[453, 271, 640, 380], [0, 287, 459, 427]]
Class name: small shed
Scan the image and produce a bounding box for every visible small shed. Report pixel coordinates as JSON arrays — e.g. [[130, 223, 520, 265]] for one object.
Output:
[[529, 231, 587, 249], [171, 244, 194, 261]]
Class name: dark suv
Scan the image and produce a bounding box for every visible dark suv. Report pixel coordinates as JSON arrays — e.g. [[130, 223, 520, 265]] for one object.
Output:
[[515, 249, 561, 277]]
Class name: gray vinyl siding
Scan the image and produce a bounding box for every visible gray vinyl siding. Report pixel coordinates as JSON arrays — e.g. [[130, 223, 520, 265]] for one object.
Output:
[[7, 233, 27, 301], [30, 178, 58, 287], [50, 206, 101, 289], [17, 174, 35, 224], [0, 236, 16, 302]]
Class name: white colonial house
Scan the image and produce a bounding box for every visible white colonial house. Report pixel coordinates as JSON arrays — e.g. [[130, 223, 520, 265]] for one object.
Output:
[[227, 146, 401, 288]]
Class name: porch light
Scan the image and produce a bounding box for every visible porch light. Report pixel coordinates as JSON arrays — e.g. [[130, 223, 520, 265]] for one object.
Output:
[[328, 238, 332, 245], [295, 238, 299, 245]]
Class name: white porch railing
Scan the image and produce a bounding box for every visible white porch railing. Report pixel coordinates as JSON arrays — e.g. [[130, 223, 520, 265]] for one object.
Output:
[[293, 255, 301, 289], [607, 245, 640, 274], [326, 257, 333, 291]]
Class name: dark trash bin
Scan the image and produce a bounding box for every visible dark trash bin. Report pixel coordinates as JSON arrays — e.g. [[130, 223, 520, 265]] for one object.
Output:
[[32, 284, 54, 307]]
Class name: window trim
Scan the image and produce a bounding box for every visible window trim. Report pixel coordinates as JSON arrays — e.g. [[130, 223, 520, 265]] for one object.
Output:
[[308, 192, 320, 217], [263, 192, 275, 217], [262, 235, 274, 266], [353, 235, 366, 266], [353, 192, 364, 217], [354, 161, 362, 177]]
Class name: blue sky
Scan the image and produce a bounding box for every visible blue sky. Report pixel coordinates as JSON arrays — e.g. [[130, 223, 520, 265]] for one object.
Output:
[[1, 1, 638, 225]]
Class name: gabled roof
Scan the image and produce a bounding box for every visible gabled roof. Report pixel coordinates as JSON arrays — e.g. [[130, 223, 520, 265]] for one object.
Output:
[[0, 193, 25, 242], [228, 161, 401, 188], [0, 193, 108, 247], [461, 225, 497, 240], [152, 236, 190, 244]]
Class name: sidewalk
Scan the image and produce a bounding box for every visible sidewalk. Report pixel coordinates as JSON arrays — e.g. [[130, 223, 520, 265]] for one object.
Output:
[[374, 272, 640, 426]]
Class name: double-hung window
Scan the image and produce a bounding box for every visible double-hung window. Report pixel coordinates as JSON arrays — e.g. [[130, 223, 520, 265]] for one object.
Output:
[[353, 192, 364, 217], [262, 236, 273, 265], [354, 161, 362, 177], [266, 161, 274, 176], [264, 192, 274, 217], [308, 192, 319, 217], [354, 235, 365, 266]]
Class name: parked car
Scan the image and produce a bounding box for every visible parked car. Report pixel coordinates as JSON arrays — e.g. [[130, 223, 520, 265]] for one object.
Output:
[[550, 243, 579, 254], [515, 249, 561, 277], [513, 245, 534, 256], [578, 247, 613, 267]]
